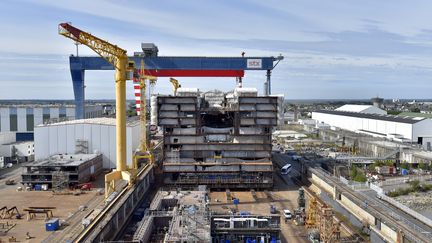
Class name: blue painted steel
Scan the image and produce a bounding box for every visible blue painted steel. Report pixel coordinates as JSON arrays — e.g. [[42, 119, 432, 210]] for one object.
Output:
[[70, 56, 276, 70], [16, 132, 34, 141], [69, 55, 278, 118], [70, 57, 85, 119]]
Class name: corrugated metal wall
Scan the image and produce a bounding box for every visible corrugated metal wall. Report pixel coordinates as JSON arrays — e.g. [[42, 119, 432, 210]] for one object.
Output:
[[34, 122, 139, 169]]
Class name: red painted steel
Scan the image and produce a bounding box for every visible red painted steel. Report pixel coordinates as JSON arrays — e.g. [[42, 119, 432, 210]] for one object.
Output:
[[141, 69, 244, 77]]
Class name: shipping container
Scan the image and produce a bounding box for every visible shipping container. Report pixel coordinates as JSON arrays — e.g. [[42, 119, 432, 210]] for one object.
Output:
[[46, 218, 59, 231]]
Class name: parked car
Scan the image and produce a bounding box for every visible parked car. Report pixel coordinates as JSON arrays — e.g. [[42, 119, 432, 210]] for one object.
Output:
[[283, 209, 292, 220]]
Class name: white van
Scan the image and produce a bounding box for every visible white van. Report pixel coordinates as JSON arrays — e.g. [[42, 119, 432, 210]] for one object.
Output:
[[281, 164, 292, 175]]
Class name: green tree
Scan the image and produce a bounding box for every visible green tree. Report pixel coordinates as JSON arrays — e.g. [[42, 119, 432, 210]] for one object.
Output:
[[354, 173, 367, 182], [418, 162, 429, 171], [400, 162, 409, 170], [387, 110, 401, 115], [410, 107, 420, 113], [350, 166, 358, 179]]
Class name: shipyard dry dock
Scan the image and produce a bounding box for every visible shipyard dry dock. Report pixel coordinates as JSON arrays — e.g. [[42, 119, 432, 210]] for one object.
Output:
[[154, 88, 283, 189]]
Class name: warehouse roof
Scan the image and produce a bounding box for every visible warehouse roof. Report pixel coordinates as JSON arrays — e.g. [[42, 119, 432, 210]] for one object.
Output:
[[315, 110, 426, 124], [336, 104, 386, 114], [36, 117, 140, 127]]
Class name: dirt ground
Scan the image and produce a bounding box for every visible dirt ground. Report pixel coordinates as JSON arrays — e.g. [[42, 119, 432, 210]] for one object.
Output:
[[0, 165, 105, 243]]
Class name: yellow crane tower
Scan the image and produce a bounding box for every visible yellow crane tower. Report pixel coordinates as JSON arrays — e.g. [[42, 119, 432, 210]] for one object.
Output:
[[132, 60, 156, 169], [169, 77, 180, 95], [58, 23, 134, 197]]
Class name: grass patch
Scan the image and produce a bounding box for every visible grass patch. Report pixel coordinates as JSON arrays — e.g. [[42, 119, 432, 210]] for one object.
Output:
[[350, 166, 367, 182]]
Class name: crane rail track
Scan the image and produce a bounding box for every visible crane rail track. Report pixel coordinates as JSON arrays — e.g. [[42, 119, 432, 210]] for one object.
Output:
[[73, 163, 152, 243]]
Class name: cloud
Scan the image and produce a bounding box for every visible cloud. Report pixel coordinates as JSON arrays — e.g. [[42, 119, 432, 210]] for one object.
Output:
[[1, 0, 432, 99]]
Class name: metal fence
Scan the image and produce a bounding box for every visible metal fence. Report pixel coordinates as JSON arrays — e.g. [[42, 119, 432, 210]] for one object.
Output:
[[377, 175, 432, 187], [369, 183, 384, 194], [339, 176, 369, 190]]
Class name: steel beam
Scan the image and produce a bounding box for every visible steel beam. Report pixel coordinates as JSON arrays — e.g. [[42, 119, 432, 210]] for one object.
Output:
[[69, 55, 279, 118]]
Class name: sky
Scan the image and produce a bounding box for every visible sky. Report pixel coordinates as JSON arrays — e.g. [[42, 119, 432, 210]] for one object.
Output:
[[1, 0, 432, 100]]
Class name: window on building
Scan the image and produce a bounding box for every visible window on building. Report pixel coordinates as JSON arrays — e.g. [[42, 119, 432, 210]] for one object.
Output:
[[9, 114, 17, 131], [43, 114, 50, 123], [26, 114, 34, 131], [59, 107, 66, 119], [418, 137, 423, 145], [43, 107, 50, 123]]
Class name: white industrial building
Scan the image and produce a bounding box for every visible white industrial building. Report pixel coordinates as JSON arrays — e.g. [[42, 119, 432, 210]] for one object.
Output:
[[312, 109, 432, 143], [0, 104, 104, 133], [34, 118, 140, 169], [0, 141, 34, 163]]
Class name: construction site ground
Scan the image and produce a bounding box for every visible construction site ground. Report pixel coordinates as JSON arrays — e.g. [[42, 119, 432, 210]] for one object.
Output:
[[209, 172, 308, 243], [0, 163, 106, 243], [209, 172, 353, 243]]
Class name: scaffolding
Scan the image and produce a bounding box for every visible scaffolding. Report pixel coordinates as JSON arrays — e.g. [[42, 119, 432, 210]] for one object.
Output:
[[305, 197, 318, 228], [52, 171, 69, 191], [75, 139, 89, 154], [305, 197, 341, 243], [319, 206, 340, 243], [170, 148, 180, 164]]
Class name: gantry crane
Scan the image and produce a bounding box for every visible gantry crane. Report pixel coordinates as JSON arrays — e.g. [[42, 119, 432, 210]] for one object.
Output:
[[59, 23, 134, 197]]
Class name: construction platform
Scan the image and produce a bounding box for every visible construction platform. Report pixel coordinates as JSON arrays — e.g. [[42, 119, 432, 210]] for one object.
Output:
[[21, 153, 103, 189], [133, 187, 211, 242]]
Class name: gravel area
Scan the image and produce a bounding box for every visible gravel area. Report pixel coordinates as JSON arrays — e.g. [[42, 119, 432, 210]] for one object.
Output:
[[394, 191, 432, 212]]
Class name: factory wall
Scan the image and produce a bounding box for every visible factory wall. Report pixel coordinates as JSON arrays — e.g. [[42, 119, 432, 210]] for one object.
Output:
[[34, 122, 139, 168], [422, 137, 432, 151], [312, 112, 416, 141], [0, 106, 104, 133], [0, 132, 15, 145], [412, 119, 432, 143]]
